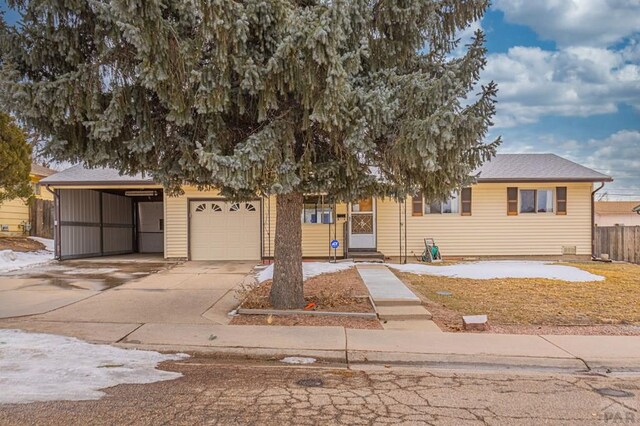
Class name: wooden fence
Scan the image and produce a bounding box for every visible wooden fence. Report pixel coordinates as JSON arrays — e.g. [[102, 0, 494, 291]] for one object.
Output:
[[29, 198, 54, 239], [594, 225, 640, 264]]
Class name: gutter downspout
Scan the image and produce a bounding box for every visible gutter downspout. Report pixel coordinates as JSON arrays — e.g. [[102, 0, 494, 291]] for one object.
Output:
[[44, 185, 61, 260], [591, 181, 606, 259]]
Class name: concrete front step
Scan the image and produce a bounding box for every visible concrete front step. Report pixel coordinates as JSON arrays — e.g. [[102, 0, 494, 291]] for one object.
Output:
[[374, 298, 423, 307], [377, 305, 433, 321], [348, 251, 385, 262], [352, 258, 385, 263]]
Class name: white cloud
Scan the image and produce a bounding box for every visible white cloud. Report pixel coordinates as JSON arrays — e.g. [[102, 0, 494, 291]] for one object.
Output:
[[492, 0, 640, 48], [583, 130, 640, 186], [484, 46, 640, 127]]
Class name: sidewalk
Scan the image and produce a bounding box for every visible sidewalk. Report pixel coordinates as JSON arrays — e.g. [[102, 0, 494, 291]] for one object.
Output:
[[2, 319, 639, 373]]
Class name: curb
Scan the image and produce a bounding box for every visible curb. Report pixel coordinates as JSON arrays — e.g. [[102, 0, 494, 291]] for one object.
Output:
[[117, 342, 640, 374]]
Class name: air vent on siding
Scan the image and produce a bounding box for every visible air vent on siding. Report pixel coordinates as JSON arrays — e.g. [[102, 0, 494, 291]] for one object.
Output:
[[562, 245, 577, 255]]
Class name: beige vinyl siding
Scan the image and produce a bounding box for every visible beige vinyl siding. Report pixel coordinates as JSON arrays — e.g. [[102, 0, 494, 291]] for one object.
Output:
[[377, 182, 594, 257], [0, 175, 53, 235], [0, 197, 29, 235], [262, 196, 348, 258]]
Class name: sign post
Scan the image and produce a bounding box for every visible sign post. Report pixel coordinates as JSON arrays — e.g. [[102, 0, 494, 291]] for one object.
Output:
[[330, 239, 339, 263]]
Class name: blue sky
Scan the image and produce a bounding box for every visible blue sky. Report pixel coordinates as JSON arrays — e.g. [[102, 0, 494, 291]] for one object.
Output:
[[2, 1, 639, 199], [477, 2, 640, 200]]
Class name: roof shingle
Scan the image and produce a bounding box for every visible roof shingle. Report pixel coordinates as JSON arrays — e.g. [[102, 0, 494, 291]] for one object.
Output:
[[595, 201, 640, 214], [475, 154, 611, 182]]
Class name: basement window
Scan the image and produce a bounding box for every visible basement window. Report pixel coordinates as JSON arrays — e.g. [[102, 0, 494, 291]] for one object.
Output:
[[302, 195, 334, 224]]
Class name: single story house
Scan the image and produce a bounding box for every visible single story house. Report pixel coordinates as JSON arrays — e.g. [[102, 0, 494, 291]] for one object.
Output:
[[595, 201, 640, 226], [0, 163, 56, 236], [40, 153, 611, 261]]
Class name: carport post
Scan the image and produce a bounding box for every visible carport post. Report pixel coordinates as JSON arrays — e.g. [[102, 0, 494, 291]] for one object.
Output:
[[99, 190, 104, 256]]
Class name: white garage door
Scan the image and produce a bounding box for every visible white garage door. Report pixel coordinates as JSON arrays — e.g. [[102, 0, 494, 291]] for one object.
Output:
[[189, 200, 261, 261]]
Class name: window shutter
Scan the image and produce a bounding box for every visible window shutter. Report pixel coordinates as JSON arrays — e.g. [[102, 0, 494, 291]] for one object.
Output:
[[507, 187, 518, 215], [412, 194, 423, 216], [461, 188, 472, 216], [556, 187, 567, 215]]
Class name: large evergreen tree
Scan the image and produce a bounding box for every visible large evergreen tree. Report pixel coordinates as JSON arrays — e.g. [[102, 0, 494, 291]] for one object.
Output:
[[0, 112, 32, 206], [0, 0, 499, 308]]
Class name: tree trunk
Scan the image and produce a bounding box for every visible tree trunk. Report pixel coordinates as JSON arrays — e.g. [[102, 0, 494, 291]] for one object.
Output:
[[270, 192, 305, 309]]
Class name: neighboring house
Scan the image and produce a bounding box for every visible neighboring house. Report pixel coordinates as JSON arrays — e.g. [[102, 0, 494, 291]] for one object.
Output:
[[0, 163, 56, 236], [40, 153, 611, 261], [595, 201, 640, 226]]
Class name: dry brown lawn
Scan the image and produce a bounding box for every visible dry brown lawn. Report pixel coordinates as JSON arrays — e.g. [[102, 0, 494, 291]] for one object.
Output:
[[0, 237, 45, 252], [398, 261, 640, 329]]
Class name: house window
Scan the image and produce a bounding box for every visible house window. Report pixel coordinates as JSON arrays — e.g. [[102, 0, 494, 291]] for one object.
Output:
[[425, 193, 459, 214], [302, 195, 334, 224], [520, 189, 554, 214], [537, 189, 554, 213]]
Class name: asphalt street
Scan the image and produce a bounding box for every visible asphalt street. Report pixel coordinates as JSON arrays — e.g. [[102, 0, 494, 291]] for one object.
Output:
[[1, 357, 639, 425]]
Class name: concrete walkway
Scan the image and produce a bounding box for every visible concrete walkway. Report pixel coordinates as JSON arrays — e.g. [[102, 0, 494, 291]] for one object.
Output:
[[2, 319, 639, 372], [357, 264, 436, 328], [357, 264, 421, 304]]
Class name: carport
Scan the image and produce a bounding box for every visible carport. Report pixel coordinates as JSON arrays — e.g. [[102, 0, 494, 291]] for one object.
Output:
[[40, 165, 164, 260]]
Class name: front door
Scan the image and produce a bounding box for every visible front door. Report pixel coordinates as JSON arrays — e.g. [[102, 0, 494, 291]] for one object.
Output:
[[349, 197, 376, 249]]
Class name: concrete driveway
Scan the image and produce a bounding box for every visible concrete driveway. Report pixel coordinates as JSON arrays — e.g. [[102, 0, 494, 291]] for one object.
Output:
[[0, 256, 175, 319], [17, 260, 255, 325]]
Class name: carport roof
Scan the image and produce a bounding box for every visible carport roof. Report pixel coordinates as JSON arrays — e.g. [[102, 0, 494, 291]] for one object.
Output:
[[40, 164, 156, 186]]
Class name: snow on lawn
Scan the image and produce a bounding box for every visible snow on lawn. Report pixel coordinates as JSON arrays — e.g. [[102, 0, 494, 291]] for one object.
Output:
[[389, 261, 604, 282], [0, 249, 54, 273], [0, 237, 55, 273], [0, 329, 188, 404], [28, 236, 54, 251], [256, 261, 355, 283]]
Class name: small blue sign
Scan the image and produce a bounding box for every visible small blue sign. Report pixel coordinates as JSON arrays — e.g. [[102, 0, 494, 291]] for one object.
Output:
[[330, 239, 340, 249]]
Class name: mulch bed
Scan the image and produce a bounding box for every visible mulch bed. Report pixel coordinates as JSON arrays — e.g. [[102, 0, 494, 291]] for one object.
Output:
[[0, 237, 45, 252], [230, 268, 383, 329]]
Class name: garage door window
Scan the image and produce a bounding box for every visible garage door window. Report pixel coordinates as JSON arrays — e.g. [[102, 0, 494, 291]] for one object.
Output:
[[211, 203, 223, 212], [195, 203, 207, 212]]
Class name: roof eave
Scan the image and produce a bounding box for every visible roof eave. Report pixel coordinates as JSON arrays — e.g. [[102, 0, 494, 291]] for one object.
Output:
[[41, 180, 159, 186]]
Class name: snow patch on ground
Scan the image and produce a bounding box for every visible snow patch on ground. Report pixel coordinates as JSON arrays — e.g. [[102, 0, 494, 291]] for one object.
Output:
[[0, 329, 188, 404], [389, 261, 604, 282], [28, 237, 54, 252], [0, 249, 54, 273], [281, 356, 316, 365], [256, 262, 355, 283]]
